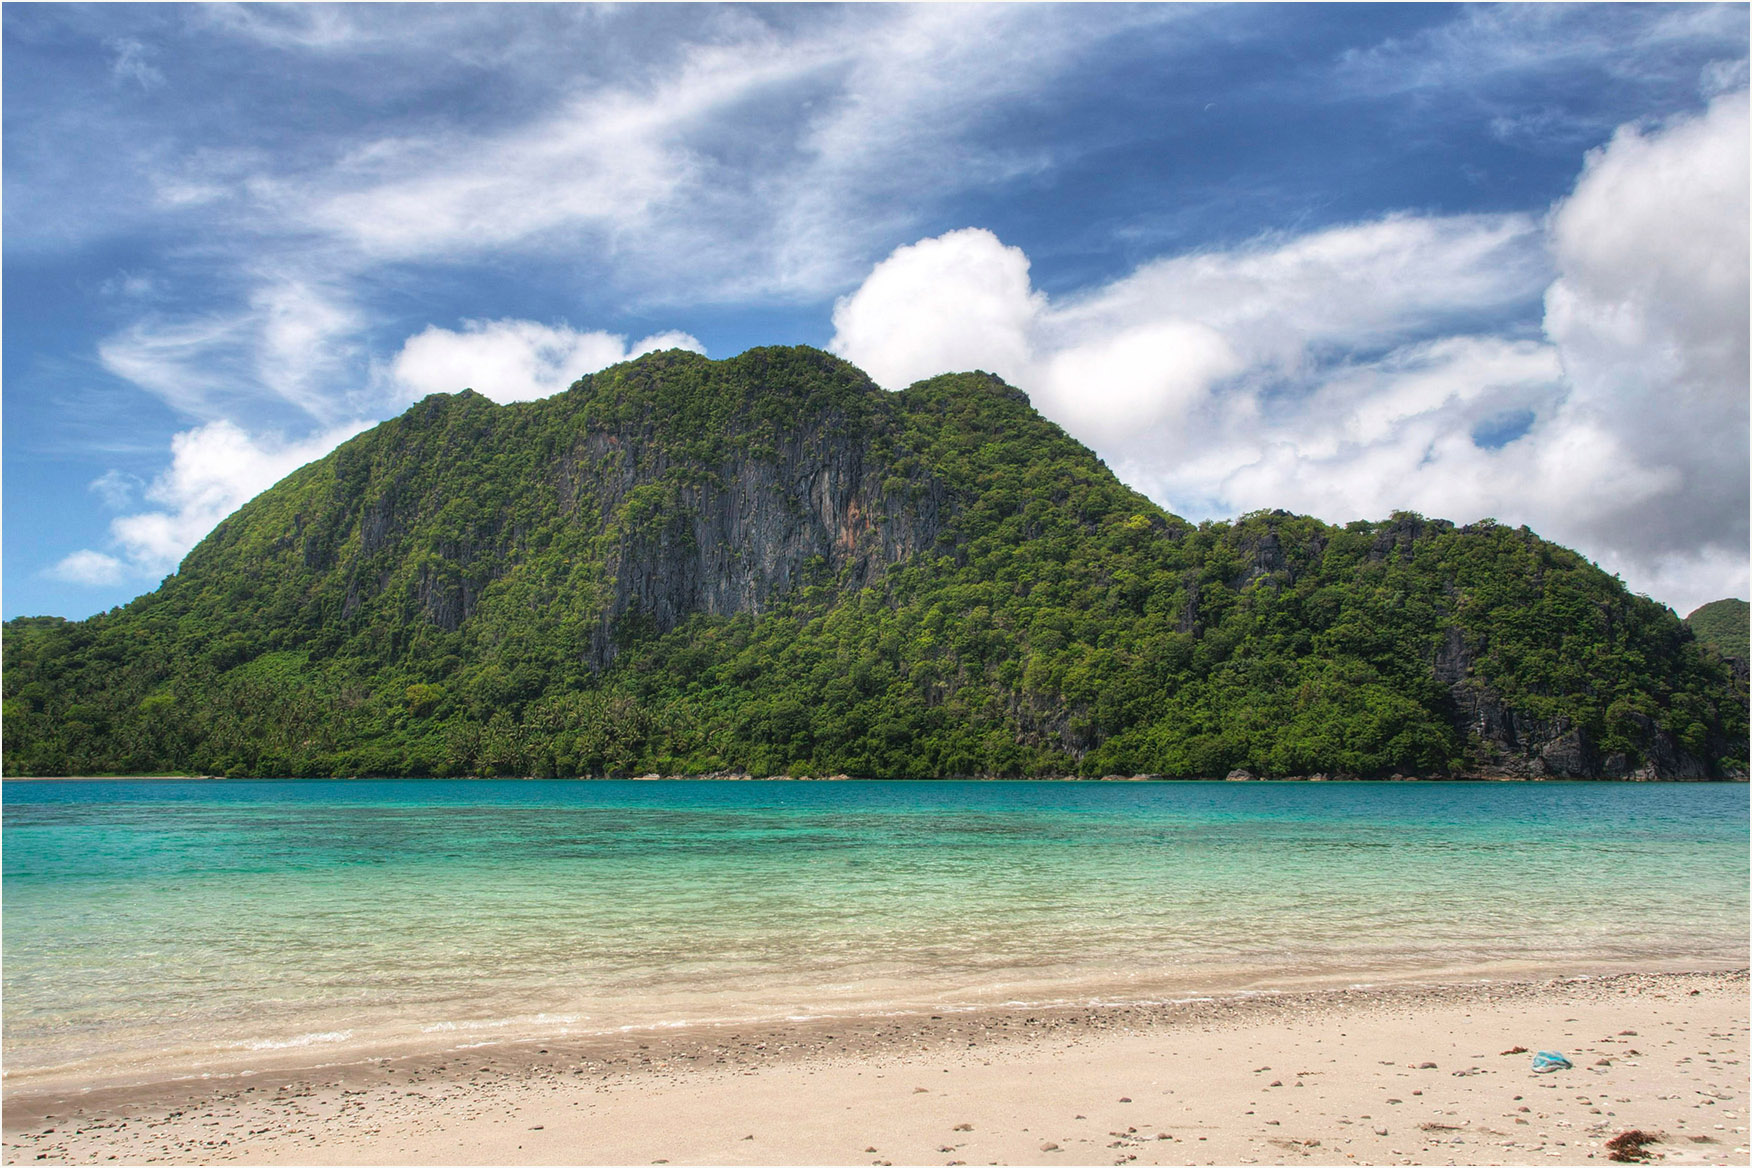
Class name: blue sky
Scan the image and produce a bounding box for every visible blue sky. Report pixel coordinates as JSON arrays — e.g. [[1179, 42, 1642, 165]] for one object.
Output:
[[5, 3, 1748, 621]]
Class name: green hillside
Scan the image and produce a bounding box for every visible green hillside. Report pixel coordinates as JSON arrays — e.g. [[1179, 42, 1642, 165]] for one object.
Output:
[[1687, 599, 1749, 663], [4, 346, 1745, 779]]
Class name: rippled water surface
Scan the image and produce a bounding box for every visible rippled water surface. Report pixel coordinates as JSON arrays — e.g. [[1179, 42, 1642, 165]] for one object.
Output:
[[4, 779, 1746, 1087]]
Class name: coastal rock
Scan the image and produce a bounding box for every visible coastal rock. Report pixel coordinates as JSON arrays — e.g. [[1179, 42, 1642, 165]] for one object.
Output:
[[1441, 641, 1717, 780]]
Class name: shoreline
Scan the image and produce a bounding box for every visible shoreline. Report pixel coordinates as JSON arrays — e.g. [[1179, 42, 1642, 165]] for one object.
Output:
[[5, 968, 1746, 1165], [7, 774, 1748, 783]]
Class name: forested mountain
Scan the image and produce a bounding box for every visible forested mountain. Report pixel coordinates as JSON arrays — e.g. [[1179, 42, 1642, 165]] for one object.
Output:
[[1687, 599, 1749, 667], [4, 346, 1745, 780]]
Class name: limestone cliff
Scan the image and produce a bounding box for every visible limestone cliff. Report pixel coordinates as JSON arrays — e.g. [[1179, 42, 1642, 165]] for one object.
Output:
[[4, 347, 1744, 779]]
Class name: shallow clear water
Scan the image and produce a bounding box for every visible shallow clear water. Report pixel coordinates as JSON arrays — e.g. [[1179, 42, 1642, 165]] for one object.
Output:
[[4, 779, 1746, 1088]]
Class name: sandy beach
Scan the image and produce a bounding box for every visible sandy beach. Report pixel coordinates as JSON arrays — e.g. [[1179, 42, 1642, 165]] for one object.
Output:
[[3, 969, 1744, 1166]]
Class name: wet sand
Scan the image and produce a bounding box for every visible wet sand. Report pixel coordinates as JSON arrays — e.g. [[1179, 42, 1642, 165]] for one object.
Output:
[[4, 969, 1745, 1166]]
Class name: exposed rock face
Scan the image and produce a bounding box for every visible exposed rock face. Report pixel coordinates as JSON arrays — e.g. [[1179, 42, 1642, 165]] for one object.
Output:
[[7, 348, 1742, 781], [1440, 626, 1713, 779], [296, 352, 955, 670], [580, 424, 946, 667]]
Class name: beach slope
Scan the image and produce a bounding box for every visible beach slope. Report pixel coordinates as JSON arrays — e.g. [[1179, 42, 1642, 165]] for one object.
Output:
[[4, 970, 1745, 1166]]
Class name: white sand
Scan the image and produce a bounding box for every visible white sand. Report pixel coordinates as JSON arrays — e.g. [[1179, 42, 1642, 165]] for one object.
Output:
[[4, 969, 1745, 1166]]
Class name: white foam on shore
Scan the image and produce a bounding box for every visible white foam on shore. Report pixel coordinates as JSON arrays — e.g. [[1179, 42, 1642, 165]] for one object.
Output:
[[238, 1030, 353, 1051], [422, 1013, 582, 1034]]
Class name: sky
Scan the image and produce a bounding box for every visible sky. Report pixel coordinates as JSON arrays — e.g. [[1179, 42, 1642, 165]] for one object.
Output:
[[4, 2, 1748, 622]]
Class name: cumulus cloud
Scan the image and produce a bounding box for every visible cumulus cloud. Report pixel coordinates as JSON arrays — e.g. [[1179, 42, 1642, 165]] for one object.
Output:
[[1538, 89, 1749, 559], [386, 319, 704, 405], [832, 215, 1551, 440], [56, 420, 372, 588], [830, 92, 1749, 613], [830, 229, 1041, 392]]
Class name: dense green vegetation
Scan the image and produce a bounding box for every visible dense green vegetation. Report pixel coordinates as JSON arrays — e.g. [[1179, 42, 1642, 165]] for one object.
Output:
[[4, 346, 1745, 779], [1686, 598, 1749, 664]]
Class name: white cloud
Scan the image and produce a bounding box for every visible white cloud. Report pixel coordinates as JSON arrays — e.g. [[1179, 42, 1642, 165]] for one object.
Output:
[[198, 4, 376, 52], [829, 94, 1749, 613], [830, 228, 1041, 391], [98, 313, 254, 419], [386, 320, 704, 406], [97, 276, 363, 425], [251, 281, 365, 420], [68, 313, 702, 586], [832, 213, 1551, 441], [1534, 87, 1749, 598], [1041, 321, 1242, 437], [61, 420, 372, 586], [305, 83, 705, 261], [48, 550, 129, 587], [223, 5, 1157, 303], [1337, 5, 1746, 104]]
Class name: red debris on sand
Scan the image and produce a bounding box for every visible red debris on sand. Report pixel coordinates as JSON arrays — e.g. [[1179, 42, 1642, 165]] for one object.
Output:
[[1605, 1130, 1659, 1163]]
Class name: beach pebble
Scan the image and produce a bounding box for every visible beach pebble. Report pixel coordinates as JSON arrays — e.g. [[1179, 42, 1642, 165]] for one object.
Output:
[[1040, 1142, 1060, 1152]]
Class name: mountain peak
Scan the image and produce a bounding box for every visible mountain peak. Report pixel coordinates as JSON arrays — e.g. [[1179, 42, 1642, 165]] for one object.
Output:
[[4, 349, 1744, 780]]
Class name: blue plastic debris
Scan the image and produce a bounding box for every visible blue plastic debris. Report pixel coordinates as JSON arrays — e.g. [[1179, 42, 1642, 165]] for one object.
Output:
[[1530, 1050, 1573, 1073]]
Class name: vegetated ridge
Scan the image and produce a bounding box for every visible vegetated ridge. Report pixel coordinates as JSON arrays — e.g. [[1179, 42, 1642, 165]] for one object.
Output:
[[1685, 599, 1749, 669], [4, 346, 1746, 780]]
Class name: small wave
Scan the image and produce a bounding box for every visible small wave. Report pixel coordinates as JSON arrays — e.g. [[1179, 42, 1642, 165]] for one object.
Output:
[[239, 1030, 354, 1051], [421, 1013, 582, 1034]]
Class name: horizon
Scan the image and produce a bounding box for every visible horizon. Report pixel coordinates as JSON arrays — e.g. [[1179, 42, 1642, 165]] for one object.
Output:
[[5, 3, 1748, 621]]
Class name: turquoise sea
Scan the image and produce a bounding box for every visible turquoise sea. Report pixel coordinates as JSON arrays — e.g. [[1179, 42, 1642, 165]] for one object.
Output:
[[3, 779, 1746, 1091]]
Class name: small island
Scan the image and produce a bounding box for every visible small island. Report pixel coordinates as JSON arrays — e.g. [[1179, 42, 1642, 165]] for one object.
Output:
[[3, 348, 1746, 783]]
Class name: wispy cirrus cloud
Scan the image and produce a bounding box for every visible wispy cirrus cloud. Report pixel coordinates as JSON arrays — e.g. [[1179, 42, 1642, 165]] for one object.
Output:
[[1337, 4, 1747, 101], [10, 4, 1747, 618], [96, 275, 363, 426], [106, 37, 164, 89], [77, 4, 1152, 443]]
